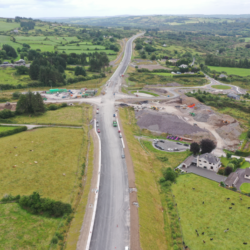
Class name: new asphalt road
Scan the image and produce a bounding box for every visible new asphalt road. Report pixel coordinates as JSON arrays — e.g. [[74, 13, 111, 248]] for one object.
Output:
[[89, 34, 142, 250]]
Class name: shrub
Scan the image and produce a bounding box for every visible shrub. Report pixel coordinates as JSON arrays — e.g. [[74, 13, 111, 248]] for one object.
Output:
[[218, 167, 225, 175], [173, 245, 179, 250], [220, 181, 226, 187], [224, 166, 233, 176], [162, 167, 177, 182], [55, 232, 64, 240], [231, 187, 237, 191], [51, 236, 58, 244], [48, 104, 58, 110], [19, 192, 72, 217], [12, 91, 21, 99], [61, 103, 67, 108], [0, 126, 27, 138], [172, 233, 176, 239], [0, 109, 15, 119]]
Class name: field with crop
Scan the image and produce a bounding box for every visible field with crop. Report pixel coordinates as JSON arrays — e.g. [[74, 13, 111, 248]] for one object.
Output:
[[9, 106, 84, 125], [0, 203, 60, 249], [208, 66, 250, 77], [211, 85, 231, 89], [172, 174, 250, 250]]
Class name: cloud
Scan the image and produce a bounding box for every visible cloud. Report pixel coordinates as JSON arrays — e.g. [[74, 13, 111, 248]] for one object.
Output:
[[1, 0, 250, 18]]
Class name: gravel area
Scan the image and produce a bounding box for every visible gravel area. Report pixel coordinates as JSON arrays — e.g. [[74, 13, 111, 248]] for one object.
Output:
[[136, 110, 205, 136]]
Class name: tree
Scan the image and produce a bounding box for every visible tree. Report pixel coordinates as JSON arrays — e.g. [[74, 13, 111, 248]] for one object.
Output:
[[12, 91, 21, 99], [135, 44, 142, 50], [190, 142, 200, 155], [75, 66, 86, 76], [16, 91, 45, 115], [247, 129, 250, 138], [200, 139, 216, 154], [16, 66, 29, 75], [162, 167, 177, 183], [224, 166, 233, 176], [2, 44, 17, 58], [226, 152, 232, 159]]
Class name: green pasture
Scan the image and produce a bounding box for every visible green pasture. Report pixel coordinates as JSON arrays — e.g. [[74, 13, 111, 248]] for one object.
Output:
[[0, 127, 85, 203], [9, 106, 83, 125], [211, 85, 231, 89], [0, 203, 60, 249], [58, 45, 106, 50], [0, 35, 20, 50], [0, 67, 34, 86], [0, 20, 19, 32], [0, 126, 19, 132], [208, 66, 250, 77], [152, 72, 173, 77], [172, 174, 250, 250]]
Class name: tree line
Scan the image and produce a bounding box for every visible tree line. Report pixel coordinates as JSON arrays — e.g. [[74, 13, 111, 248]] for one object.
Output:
[[205, 54, 250, 69]]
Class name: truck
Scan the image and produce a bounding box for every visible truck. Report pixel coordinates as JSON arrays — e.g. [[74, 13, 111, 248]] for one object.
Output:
[[113, 120, 117, 127]]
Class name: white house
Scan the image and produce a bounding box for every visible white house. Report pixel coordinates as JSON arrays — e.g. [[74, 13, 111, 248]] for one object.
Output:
[[244, 168, 250, 180], [197, 153, 221, 172], [179, 64, 188, 69]]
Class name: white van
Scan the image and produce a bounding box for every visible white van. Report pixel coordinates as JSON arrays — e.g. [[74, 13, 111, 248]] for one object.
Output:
[[125, 247, 129, 250]]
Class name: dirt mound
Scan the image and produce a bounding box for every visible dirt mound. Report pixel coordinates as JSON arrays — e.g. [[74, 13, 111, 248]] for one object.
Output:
[[180, 95, 200, 105], [144, 87, 167, 94], [136, 110, 206, 136]]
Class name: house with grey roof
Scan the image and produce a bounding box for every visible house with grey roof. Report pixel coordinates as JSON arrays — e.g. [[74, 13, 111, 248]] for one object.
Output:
[[225, 172, 239, 187], [244, 168, 250, 180], [227, 93, 240, 100], [179, 64, 188, 69], [219, 74, 227, 78], [181, 155, 197, 168], [197, 153, 221, 172]]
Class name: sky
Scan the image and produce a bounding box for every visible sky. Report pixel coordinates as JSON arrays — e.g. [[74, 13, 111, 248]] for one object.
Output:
[[1, 0, 250, 18]]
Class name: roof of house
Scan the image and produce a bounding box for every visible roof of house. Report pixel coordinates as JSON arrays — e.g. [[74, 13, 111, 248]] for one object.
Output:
[[183, 155, 195, 166], [225, 172, 239, 186], [245, 168, 250, 175], [227, 93, 239, 98], [179, 64, 188, 68], [199, 153, 220, 164], [219, 74, 227, 78]]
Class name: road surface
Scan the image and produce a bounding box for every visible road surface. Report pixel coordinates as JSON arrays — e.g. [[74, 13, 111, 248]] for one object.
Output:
[[89, 33, 142, 250]]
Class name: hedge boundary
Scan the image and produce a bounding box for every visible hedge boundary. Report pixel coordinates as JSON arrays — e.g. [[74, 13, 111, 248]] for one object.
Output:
[[0, 126, 27, 138]]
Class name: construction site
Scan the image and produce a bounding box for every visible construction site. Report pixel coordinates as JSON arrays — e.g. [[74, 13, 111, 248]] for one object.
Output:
[[129, 94, 242, 151]]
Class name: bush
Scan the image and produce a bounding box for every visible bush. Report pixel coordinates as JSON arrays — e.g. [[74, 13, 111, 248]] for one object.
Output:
[[12, 91, 22, 99], [55, 232, 64, 240], [173, 245, 178, 250], [1, 194, 20, 202], [51, 236, 58, 244], [220, 181, 226, 187], [162, 167, 177, 182], [48, 104, 58, 110], [218, 167, 225, 175], [0, 109, 15, 119], [61, 103, 67, 108], [19, 192, 72, 217], [224, 166, 233, 176]]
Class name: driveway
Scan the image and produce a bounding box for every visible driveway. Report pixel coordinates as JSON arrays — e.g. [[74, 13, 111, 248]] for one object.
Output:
[[235, 169, 250, 191], [183, 165, 227, 182]]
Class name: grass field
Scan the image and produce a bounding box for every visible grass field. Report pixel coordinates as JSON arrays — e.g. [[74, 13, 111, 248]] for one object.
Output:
[[119, 107, 190, 250], [0, 20, 19, 32], [8, 106, 83, 125], [0, 203, 60, 249], [131, 90, 159, 97], [208, 66, 250, 77], [0, 126, 19, 132], [172, 174, 250, 250], [211, 85, 231, 89], [152, 72, 173, 77], [240, 183, 250, 193], [0, 127, 85, 203]]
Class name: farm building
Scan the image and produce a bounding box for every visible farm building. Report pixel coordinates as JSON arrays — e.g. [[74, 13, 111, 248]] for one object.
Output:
[[244, 168, 250, 180], [197, 153, 221, 172], [227, 93, 240, 100]]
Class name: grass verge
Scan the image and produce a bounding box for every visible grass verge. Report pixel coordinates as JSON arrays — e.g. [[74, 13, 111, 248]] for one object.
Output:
[[240, 183, 250, 193], [119, 107, 190, 250], [65, 131, 94, 250], [211, 85, 231, 89]]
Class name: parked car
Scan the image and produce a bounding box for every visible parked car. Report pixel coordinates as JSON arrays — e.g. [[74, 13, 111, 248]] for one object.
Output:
[[119, 133, 122, 138], [160, 140, 164, 143], [97, 129, 100, 133], [174, 148, 179, 151], [184, 144, 189, 147], [176, 142, 182, 145]]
